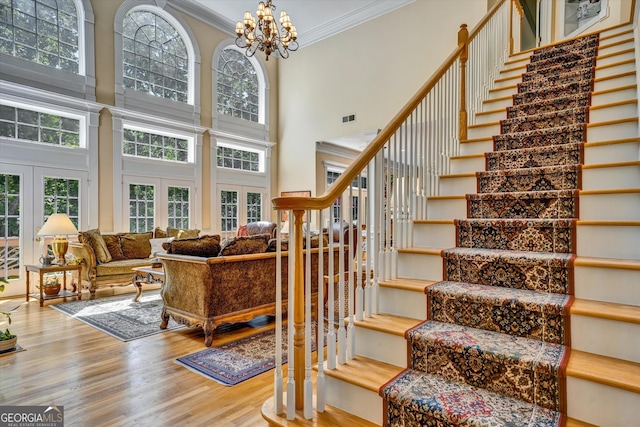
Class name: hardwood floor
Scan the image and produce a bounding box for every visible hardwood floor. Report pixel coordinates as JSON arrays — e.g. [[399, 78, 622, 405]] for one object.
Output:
[[0, 288, 276, 426]]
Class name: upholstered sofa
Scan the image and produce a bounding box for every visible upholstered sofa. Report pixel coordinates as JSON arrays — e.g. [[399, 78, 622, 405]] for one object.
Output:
[[68, 227, 199, 299], [157, 224, 355, 346]]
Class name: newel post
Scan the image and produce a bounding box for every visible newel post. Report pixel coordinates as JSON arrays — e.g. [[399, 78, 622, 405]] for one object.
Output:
[[292, 209, 305, 410], [458, 23, 469, 141]]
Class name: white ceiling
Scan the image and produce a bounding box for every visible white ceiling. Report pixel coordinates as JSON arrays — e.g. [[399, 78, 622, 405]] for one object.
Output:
[[187, 0, 414, 48]]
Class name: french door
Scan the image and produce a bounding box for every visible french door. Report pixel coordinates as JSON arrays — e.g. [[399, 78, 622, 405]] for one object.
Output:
[[216, 184, 265, 239], [0, 163, 88, 296]]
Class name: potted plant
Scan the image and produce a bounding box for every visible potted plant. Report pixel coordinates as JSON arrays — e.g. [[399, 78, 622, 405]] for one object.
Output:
[[41, 275, 61, 296], [0, 277, 18, 352]]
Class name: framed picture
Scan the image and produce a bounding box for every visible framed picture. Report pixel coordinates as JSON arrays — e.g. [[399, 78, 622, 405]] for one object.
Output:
[[280, 191, 311, 222], [563, 0, 608, 38]]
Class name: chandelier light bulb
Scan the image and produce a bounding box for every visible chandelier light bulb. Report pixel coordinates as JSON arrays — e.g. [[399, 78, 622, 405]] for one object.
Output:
[[235, 0, 299, 60]]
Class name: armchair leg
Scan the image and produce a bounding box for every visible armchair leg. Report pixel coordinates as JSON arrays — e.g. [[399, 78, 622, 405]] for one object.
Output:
[[204, 319, 215, 347], [160, 308, 170, 329]]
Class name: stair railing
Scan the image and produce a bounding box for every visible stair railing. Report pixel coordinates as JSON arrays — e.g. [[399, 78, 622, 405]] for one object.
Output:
[[267, 0, 516, 420]]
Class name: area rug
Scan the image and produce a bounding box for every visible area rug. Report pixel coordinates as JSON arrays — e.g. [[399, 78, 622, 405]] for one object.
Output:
[[50, 292, 182, 341], [176, 323, 320, 386]]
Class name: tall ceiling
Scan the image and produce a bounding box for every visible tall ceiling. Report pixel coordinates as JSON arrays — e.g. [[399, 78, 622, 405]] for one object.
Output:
[[186, 0, 414, 47]]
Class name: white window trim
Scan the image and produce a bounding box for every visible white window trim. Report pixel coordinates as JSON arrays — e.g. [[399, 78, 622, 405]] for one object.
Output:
[[0, 0, 96, 101], [109, 106, 204, 232], [212, 41, 270, 141], [215, 183, 267, 238], [113, 0, 202, 124]]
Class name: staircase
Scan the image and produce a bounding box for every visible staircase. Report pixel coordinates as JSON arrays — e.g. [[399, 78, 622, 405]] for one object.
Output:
[[321, 25, 640, 427]]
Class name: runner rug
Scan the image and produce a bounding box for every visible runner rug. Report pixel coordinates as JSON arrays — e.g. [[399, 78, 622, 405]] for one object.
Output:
[[50, 292, 183, 341], [176, 323, 320, 386]]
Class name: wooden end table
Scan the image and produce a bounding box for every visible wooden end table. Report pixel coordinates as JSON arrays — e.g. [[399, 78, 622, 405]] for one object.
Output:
[[25, 263, 82, 307], [131, 266, 164, 302]]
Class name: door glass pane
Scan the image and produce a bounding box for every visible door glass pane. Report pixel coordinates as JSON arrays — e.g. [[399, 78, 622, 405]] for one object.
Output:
[[43, 177, 79, 228], [220, 190, 238, 232], [0, 174, 21, 280], [129, 184, 155, 232], [168, 186, 189, 229], [246, 192, 261, 224]]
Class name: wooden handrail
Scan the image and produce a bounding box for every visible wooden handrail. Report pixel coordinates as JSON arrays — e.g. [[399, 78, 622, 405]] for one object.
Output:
[[272, 0, 508, 213]]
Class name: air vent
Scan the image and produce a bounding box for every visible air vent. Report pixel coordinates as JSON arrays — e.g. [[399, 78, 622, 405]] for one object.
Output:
[[342, 114, 356, 123]]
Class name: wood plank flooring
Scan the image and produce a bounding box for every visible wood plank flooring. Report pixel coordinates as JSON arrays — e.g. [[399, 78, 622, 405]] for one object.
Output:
[[0, 289, 277, 426]]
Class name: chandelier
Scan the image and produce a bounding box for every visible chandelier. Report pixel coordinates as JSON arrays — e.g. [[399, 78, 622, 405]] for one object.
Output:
[[235, 1, 298, 61]]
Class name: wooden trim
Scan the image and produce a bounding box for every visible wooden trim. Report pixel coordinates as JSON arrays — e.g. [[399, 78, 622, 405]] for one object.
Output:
[[576, 220, 640, 226], [590, 99, 638, 111], [594, 71, 636, 83], [319, 355, 403, 393], [451, 153, 484, 160], [439, 173, 475, 179], [413, 219, 455, 225], [571, 298, 640, 325], [592, 84, 637, 97], [598, 37, 635, 50], [595, 58, 634, 71], [581, 160, 640, 169], [567, 350, 640, 395], [353, 313, 420, 336], [461, 136, 493, 144], [580, 187, 640, 195], [398, 247, 442, 256], [597, 48, 635, 61], [378, 278, 436, 292], [427, 195, 465, 200], [489, 84, 518, 93], [574, 256, 640, 270], [584, 136, 639, 148], [598, 28, 634, 42], [468, 121, 500, 129], [586, 117, 638, 128]]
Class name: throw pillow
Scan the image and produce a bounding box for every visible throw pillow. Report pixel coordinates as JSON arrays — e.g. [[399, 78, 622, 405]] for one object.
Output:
[[79, 229, 112, 264], [236, 224, 249, 236], [219, 234, 270, 256], [154, 227, 167, 238], [149, 237, 173, 257], [166, 235, 221, 257], [266, 234, 328, 252], [102, 234, 125, 261], [120, 232, 153, 259], [167, 227, 200, 239]]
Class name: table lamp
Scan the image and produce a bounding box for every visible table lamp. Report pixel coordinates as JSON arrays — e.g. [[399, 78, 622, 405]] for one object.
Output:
[[37, 213, 78, 264]]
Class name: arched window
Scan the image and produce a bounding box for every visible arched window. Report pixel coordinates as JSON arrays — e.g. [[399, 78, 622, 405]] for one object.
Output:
[[122, 10, 189, 103], [217, 48, 259, 123], [0, 0, 80, 73]]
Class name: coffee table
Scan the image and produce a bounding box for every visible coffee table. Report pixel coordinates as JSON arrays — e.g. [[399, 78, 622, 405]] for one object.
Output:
[[131, 266, 164, 302]]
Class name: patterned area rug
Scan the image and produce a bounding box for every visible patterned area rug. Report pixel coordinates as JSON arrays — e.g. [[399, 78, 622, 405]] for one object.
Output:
[[50, 292, 183, 341], [176, 323, 319, 386]]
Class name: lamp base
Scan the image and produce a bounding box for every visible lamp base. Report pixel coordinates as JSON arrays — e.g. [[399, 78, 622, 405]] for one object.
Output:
[[52, 236, 69, 265]]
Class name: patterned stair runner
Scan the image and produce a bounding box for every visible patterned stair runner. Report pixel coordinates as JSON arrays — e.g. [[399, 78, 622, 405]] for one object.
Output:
[[381, 33, 598, 426]]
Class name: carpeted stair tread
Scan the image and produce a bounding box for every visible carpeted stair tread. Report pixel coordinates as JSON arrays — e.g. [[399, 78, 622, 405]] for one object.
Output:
[[427, 281, 571, 344], [455, 218, 576, 253], [514, 80, 593, 106], [467, 190, 579, 219], [486, 142, 583, 170], [507, 93, 591, 118], [530, 34, 598, 57], [500, 107, 588, 134], [407, 320, 568, 410], [442, 247, 575, 294], [521, 66, 595, 87], [381, 369, 564, 426], [525, 55, 596, 75], [477, 164, 580, 193], [494, 124, 585, 151]]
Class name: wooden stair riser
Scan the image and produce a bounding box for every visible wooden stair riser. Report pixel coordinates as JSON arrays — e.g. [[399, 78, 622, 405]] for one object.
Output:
[[587, 118, 638, 141], [571, 315, 640, 362], [582, 163, 640, 190], [324, 376, 383, 425], [584, 139, 640, 164], [576, 224, 640, 260], [353, 326, 408, 367], [397, 252, 443, 281], [579, 192, 640, 220], [590, 101, 638, 122], [575, 265, 640, 306], [567, 377, 640, 427], [412, 222, 455, 248], [592, 84, 638, 104], [379, 285, 427, 320], [593, 73, 637, 91]]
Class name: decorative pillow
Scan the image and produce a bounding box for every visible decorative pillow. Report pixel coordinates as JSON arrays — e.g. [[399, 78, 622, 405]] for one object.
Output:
[[102, 234, 125, 261], [79, 229, 112, 264], [236, 224, 249, 237], [166, 235, 221, 257], [266, 238, 288, 252], [167, 227, 200, 239], [149, 237, 173, 257], [120, 232, 152, 259], [266, 234, 328, 252], [154, 227, 167, 238], [219, 234, 270, 256]]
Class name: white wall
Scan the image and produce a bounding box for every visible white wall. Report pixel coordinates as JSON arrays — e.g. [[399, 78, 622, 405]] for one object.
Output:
[[277, 0, 487, 195]]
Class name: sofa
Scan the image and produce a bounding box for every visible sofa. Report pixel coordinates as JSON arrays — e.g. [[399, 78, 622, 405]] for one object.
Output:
[[156, 224, 355, 346], [68, 227, 199, 299]]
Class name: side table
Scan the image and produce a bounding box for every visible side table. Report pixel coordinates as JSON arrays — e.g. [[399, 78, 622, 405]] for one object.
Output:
[[25, 264, 82, 307], [131, 266, 164, 302]]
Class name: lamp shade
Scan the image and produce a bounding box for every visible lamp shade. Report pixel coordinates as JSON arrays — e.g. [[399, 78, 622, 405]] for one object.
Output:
[[37, 214, 78, 237]]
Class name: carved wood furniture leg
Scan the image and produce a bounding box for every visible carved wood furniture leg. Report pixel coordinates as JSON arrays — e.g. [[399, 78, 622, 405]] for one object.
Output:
[[204, 319, 215, 347], [160, 308, 170, 329], [132, 272, 144, 303]]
